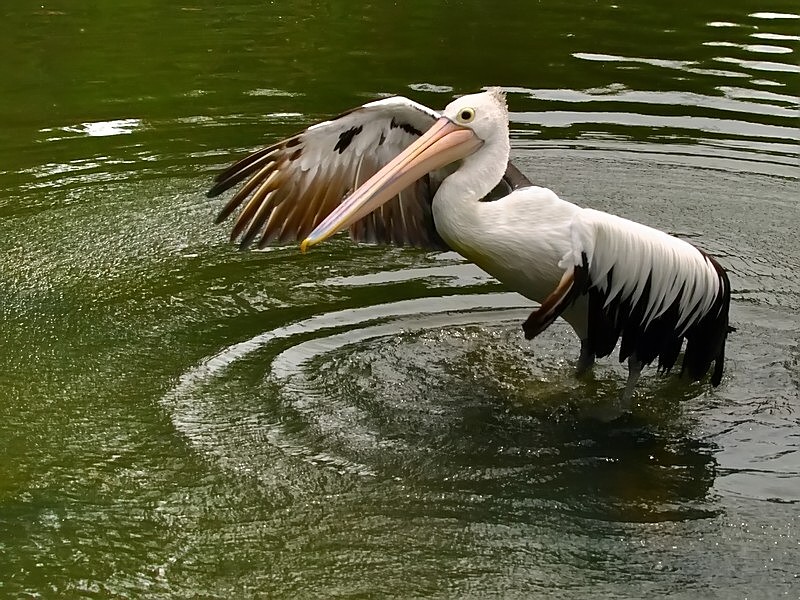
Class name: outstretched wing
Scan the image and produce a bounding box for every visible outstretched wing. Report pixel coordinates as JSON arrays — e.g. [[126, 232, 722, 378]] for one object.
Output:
[[209, 96, 531, 250], [523, 208, 732, 384], [209, 96, 444, 249]]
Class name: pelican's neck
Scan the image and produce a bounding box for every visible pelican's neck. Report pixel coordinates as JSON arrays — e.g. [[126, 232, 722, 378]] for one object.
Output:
[[437, 133, 511, 206], [431, 132, 510, 251]]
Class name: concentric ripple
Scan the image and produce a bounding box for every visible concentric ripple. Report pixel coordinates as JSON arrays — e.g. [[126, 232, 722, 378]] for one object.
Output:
[[163, 293, 530, 476], [162, 289, 726, 521]]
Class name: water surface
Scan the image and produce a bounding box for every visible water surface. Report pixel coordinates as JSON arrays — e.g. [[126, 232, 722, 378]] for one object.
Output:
[[0, 1, 798, 597]]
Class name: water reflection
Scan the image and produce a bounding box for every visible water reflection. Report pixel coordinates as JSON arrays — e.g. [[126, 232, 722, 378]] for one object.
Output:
[[748, 12, 800, 19], [705, 41, 793, 54], [40, 118, 144, 140], [751, 32, 800, 41], [714, 56, 800, 74]]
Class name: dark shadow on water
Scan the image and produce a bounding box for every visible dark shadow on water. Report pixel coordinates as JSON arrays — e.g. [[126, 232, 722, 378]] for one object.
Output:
[[382, 373, 721, 524], [458, 403, 716, 525]]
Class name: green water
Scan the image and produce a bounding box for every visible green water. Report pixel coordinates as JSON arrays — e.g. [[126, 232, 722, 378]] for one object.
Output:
[[1, 1, 798, 597]]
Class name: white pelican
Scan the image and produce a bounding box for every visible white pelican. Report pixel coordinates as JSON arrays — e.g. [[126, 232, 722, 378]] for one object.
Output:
[[208, 88, 732, 407]]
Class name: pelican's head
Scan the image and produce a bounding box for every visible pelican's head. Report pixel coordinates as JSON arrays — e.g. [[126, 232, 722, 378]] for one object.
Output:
[[440, 87, 509, 146], [300, 88, 510, 252]]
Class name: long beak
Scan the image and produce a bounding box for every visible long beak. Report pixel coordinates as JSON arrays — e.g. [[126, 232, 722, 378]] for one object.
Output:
[[300, 117, 483, 252]]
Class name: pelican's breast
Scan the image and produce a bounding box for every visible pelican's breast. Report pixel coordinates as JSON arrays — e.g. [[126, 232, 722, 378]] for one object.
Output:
[[433, 186, 580, 303]]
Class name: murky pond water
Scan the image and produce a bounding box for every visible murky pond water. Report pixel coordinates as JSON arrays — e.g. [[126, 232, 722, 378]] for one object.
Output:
[[1, 1, 798, 597]]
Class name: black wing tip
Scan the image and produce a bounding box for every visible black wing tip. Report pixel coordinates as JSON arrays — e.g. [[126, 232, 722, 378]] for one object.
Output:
[[237, 226, 261, 250], [233, 225, 255, 249], [207, 173, 240, 198], [214, 198, 241, 224], [206, 142, 286, 200]]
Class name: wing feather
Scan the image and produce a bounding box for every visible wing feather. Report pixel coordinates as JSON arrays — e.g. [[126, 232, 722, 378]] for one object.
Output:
[[208, 145, 282, 200], [528, 208, 732, 384], [209, 96, 449, 249]]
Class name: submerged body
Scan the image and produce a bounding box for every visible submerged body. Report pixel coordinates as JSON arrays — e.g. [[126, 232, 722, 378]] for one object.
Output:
[[208, 88, 732, 404]]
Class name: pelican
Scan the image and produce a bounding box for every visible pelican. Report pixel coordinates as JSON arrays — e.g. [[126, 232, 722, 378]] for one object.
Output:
[[208, 88, 732, 407]]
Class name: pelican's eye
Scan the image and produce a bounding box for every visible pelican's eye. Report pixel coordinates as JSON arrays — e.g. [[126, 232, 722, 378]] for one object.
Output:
[[456, 107, 475, 123]]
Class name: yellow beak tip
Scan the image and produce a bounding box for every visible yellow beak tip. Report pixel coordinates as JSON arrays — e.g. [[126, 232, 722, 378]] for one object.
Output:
[[300, 239, 311, 253]]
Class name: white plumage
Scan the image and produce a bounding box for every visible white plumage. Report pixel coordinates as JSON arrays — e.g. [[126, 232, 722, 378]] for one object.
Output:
[[566, 209, 721, 335], [208, 88, 732, 407]]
